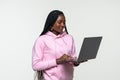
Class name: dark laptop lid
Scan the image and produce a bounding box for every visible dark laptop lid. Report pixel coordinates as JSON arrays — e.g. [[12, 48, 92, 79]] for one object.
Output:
[[77, 36, 102, 62]]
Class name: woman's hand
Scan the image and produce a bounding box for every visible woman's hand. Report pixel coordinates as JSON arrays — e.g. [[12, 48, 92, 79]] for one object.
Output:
[[56, 54, 74, 64], [73, 60, 88, 66]]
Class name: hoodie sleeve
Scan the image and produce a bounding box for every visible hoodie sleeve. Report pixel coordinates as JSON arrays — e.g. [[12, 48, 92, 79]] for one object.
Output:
[[32, 37, 57, 71]]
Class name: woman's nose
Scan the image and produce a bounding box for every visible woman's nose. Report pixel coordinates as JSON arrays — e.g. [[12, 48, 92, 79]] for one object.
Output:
[[61, 23, 65, 28]]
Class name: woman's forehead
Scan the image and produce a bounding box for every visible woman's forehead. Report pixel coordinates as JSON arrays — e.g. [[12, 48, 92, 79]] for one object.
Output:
[[57, 15, 65, 21]]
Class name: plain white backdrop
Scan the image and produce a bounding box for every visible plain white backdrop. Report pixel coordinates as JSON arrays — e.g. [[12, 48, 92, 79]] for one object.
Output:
[[0, 0, 120, 80]]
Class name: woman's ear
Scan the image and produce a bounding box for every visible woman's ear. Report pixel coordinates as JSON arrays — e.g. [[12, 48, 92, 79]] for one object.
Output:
[[50, 27, 54, 31]]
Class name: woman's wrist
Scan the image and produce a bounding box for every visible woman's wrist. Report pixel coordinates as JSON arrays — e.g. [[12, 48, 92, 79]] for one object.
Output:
[[73, 60, 88, 66], [73, 61, 80, 66]]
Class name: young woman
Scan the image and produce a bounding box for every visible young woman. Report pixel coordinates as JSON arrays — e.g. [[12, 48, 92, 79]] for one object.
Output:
[[32, 10, 86, 80]]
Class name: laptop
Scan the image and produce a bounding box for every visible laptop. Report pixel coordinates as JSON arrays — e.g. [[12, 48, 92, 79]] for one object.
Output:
[[77, 36, 102, 62]]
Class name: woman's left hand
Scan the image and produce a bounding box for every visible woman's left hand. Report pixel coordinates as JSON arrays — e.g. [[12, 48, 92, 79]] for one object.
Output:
[[73, 60, 88, 66]]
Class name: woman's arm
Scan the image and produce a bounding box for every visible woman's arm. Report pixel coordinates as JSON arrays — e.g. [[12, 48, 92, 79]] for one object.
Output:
[[32, 38, 57, 71]]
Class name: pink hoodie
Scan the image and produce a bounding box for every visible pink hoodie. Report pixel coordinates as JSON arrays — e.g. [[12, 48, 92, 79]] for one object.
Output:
[[32, 31, 76, 80]]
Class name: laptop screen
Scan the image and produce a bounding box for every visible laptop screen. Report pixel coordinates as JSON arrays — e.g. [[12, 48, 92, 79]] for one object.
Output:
[[77, 36, 102, 62]]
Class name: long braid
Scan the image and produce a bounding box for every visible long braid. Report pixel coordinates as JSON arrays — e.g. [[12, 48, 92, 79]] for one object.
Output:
[[37, 71, 44, 80]]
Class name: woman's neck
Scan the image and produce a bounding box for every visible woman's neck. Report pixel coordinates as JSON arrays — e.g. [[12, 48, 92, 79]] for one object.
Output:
[[50, 30, 60, 35]]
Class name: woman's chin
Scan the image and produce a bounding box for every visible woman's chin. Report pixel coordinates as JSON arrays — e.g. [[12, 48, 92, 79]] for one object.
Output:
[[59, 31, 64, 34]]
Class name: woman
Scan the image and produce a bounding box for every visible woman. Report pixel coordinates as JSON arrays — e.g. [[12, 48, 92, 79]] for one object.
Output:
[[32, 10, 86, 80]]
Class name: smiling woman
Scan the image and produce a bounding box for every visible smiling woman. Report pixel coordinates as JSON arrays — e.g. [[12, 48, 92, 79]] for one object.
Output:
[[32, 10, 86, 80]]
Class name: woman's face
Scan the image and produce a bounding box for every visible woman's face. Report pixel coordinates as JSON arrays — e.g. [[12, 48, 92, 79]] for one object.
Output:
[[51, 14, 65, 35]]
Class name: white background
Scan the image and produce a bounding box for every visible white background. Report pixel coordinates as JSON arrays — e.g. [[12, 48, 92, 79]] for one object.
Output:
[[0, 0, 120, 80]]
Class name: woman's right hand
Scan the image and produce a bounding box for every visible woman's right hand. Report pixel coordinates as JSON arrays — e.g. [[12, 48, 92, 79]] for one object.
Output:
[[56, 54, 74, 64]]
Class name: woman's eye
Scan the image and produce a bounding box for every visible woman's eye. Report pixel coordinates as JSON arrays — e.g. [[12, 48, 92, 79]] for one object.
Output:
[[57, 21, 61, 24], [57, 20, 65, 25]]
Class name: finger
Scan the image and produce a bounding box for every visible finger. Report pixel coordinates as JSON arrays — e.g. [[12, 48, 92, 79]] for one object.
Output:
[[66, 57, 75, 62], [81, 60, 88, 63]]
